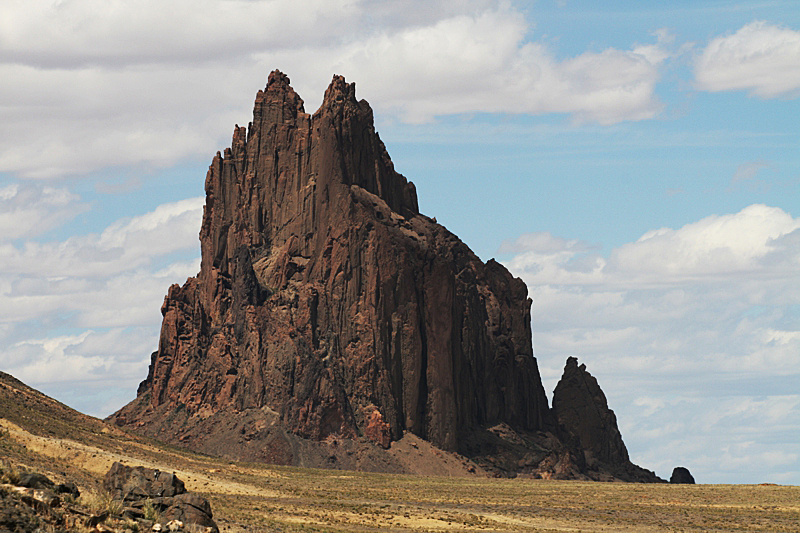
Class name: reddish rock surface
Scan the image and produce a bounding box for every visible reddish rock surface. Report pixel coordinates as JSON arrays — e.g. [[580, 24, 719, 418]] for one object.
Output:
[[363, 408, 392, 449], [110, 71, 660, 481], [111, 71, 550, 461]]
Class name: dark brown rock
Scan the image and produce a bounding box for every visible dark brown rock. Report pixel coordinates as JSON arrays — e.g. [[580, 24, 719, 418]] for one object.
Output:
[[552, 357, 664, 482], [103, 462, 185, 502], [110, 71, 552, 466], [85, 511, 109, 528], [0, 486, 41, 533], [552, 357, 629, 466], [162, 494, 217, 533], [16, 473, 53, 491], [670, 466, 695, 484], [100, 464, 218, 532], [54, 482, 80, 499]]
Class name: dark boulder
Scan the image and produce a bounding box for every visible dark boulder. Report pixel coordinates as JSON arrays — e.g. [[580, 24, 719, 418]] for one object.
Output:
[[85, 511, 109, 528], [103, 462, 185, 502], [670, 466, 695, 484], [16, 473, 53, 491], [102, 463, 218, 532], [54, 482, 80, 498], [163, 494, 217, 533]]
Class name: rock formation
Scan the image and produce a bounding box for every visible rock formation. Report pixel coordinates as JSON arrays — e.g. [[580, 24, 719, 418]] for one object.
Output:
[[552, 357, 662, 482], [111, 70, 550, 459], [104, 463, 185, 502], [670, 466, 695, 484], [0, 462, 215, 533], [110, 71, 659, 481], [104, 462, 218, 532]]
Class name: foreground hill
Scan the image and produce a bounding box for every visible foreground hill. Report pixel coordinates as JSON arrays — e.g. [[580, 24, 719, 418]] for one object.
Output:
[[109, 70, 657, 481], [2, 371, 798, 532]]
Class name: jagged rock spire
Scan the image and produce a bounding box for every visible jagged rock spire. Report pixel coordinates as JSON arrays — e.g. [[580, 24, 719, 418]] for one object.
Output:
[[109, 72, 657, 482]]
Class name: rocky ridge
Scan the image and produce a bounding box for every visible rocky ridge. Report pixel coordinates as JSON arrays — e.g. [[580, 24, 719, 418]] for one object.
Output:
[[110, 71, 660, 482]]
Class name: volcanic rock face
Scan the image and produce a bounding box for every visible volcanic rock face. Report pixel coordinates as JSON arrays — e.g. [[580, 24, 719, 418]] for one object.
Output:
[[552, 357, 662, 482], [111, 71, 552, 465], [552, 357, 629, 466]]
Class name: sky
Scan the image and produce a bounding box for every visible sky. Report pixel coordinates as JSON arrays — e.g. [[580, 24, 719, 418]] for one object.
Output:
[[0, 0, 798, 485]]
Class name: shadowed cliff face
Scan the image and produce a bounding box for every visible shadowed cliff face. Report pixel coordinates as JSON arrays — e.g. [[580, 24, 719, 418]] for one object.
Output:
[[553, 357, 629, 466], [550, 357, 662, 482], [110, 71, 552, 461]]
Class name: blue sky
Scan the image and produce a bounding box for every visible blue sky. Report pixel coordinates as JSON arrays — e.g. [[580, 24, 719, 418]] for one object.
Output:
[[1, 0, 798, 485]]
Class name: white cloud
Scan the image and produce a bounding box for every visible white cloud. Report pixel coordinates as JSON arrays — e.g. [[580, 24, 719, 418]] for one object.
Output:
[[0, 183, 88, 239], [305, 13, 668, 125], [695, 21, 800, 98], [0, 196, 203, 281], [0, 188, 203, 414], [508, 204, 800, 287], [506, 204, 800, 483], [0, 1, 670, 179], [626, 394, 800, 483], [609, 204, 800, 282], [0, 0, 361, 68], [5, 327, 158, 416]]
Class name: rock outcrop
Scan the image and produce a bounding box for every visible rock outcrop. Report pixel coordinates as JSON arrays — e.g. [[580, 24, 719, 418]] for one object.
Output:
[[0, 462, 216, 533], [103, 462, 185, 502], [110, 70, 551, 465], [110, 71, 659, 481], [103, 462, 217, 532], [670, 467, 695, 484], [552, 357, 663, 482]]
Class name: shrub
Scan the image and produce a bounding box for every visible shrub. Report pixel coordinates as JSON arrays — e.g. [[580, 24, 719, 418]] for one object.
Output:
[[80, 489, 124, 517], [143, 499, 161, 523], [0, 461, 21, 485]]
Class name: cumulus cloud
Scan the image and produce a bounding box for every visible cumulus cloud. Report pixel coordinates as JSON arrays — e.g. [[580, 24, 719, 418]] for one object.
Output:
[[505, 204, 800, 482], [609, 204, 800, 282], [510, 204, 800, 286], [0, 0, 361, 68], [0, 196, 203, 281], [0, 1, 670, 179], [0, 188, 203, 414], [0, 183, 88, 239], [695, 21, 800, 98], [288, 11, 668, 124]]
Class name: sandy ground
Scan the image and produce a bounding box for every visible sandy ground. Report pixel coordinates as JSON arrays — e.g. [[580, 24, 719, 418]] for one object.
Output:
[[0, 418, 281, 498], [386, 431, 488, 478], [2, 413, 798, 532]]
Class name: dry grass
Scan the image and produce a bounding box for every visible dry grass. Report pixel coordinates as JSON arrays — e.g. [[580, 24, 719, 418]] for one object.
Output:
[[0, 459, 22, 485], [205, 464, 799, 532], [142, 498, 161, 523], [80, 488, 124, 517], [3, 418, 799, 533]]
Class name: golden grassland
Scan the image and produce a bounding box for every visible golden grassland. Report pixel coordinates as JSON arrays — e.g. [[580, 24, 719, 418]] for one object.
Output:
[[1, 374, 797, 532]]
